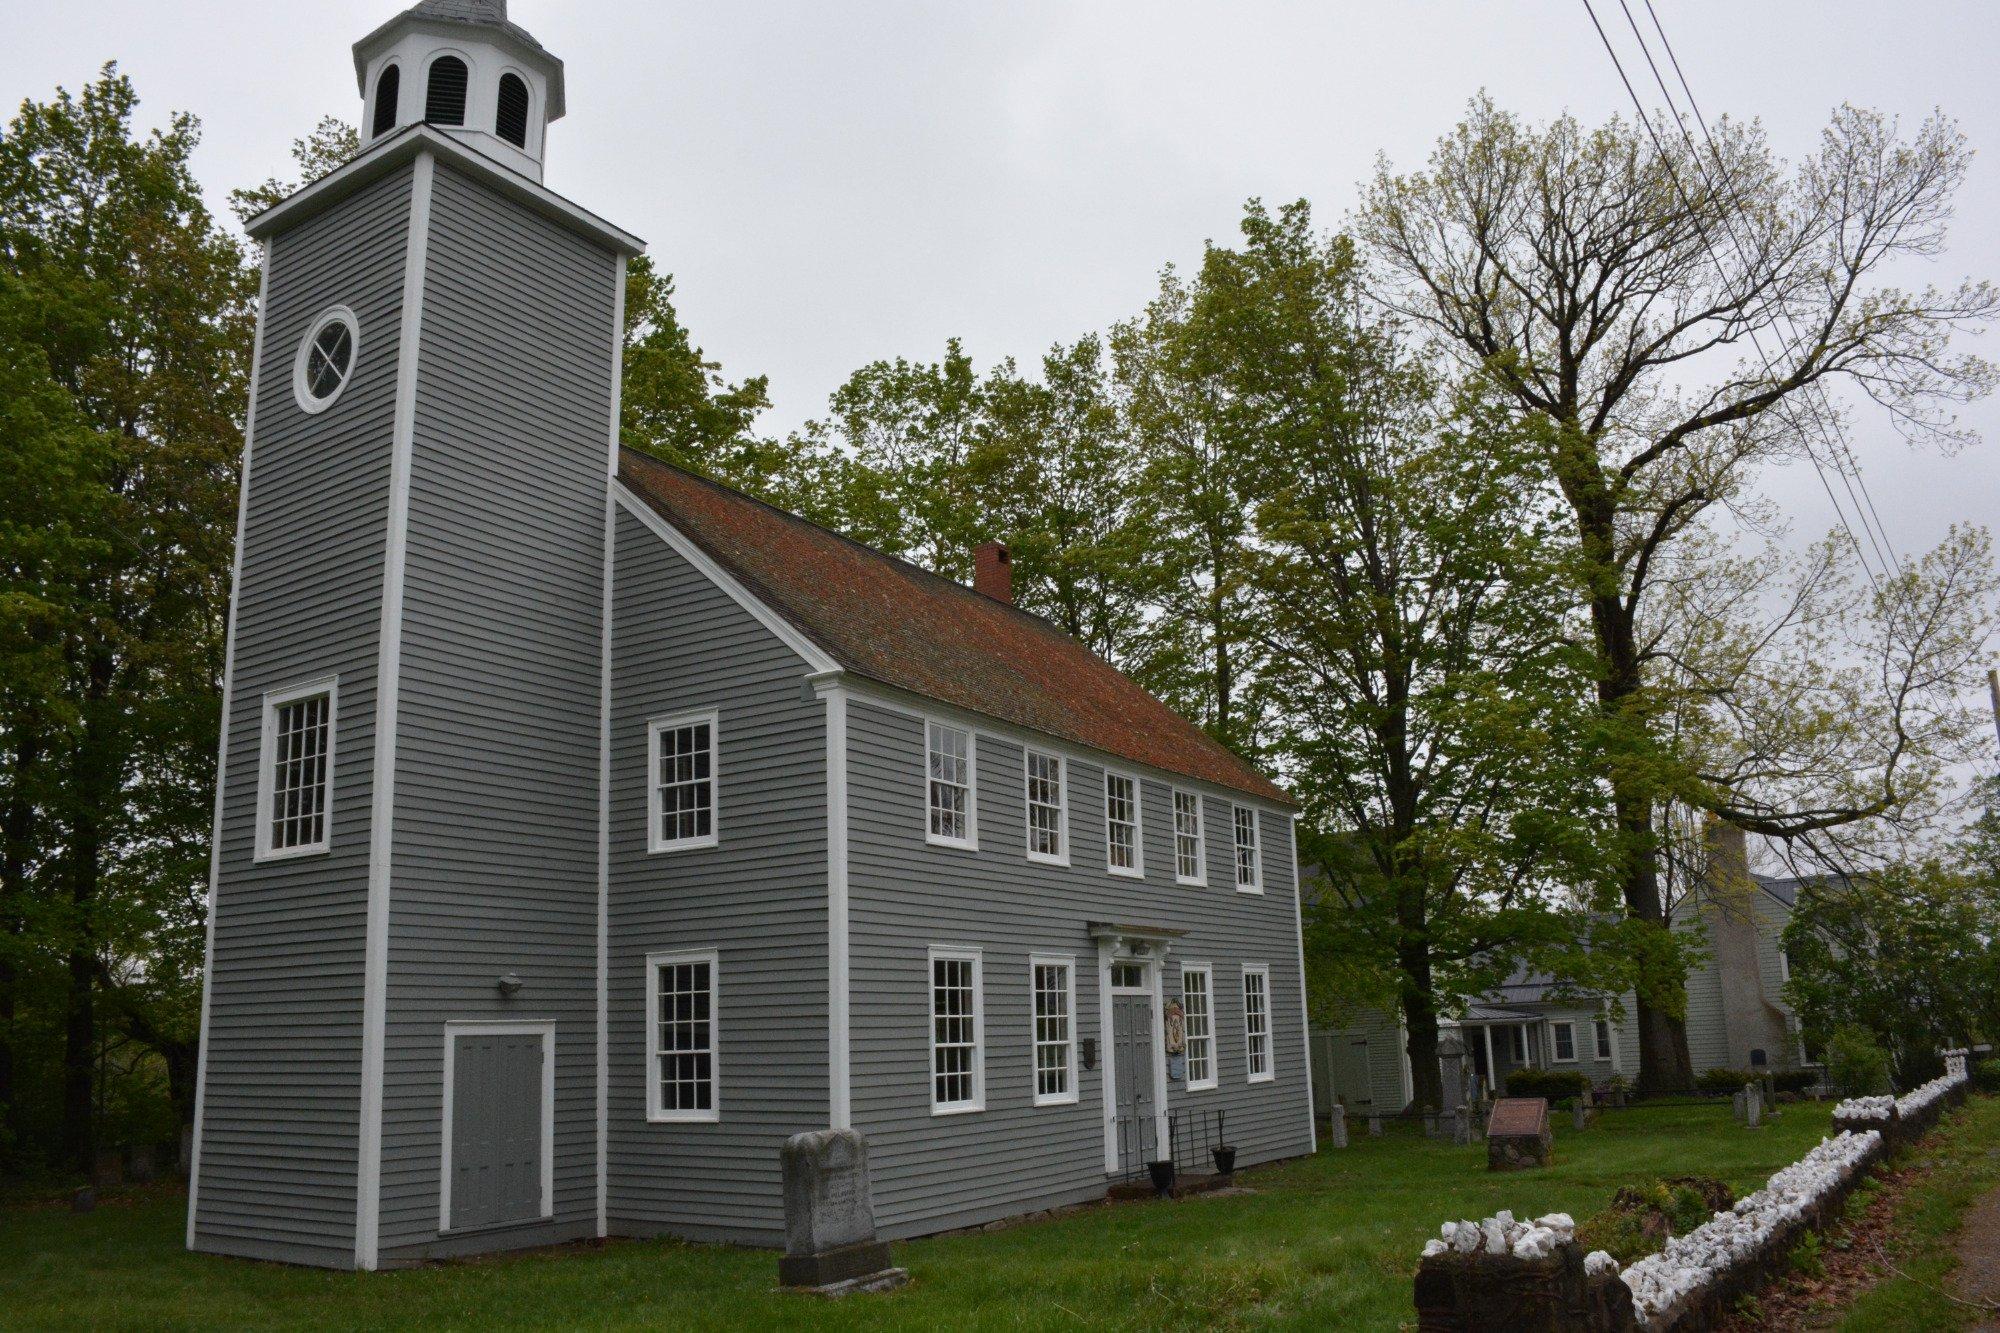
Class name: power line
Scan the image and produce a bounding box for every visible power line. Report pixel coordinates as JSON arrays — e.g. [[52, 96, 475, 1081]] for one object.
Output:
[[1629, 0, 1905, 581], [1577, 0, 1889, 596]]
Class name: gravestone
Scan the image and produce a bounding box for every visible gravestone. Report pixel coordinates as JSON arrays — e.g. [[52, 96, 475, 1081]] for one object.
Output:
[[1571, 1100, 1589, 1132], [1486, 1097, 1553, 1171], [1368, 1116, 1384, 1137], [778, 1129, 907, 1295], [1743, 1083, 1762, 1129], [1452, 1106, 1473, 1147], [1329, 1111, 1349, 1148]]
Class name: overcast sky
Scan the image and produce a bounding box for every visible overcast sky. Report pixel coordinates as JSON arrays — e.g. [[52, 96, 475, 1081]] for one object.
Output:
[[7, 0, 2000, 584]]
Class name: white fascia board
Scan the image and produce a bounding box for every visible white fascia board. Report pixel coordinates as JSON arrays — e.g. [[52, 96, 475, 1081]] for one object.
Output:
[[246, 124, 641, 256], [610, 481, 841, 677]]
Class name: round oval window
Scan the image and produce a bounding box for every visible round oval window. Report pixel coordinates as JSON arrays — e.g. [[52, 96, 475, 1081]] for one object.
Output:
[[293, 307, 359, 413]]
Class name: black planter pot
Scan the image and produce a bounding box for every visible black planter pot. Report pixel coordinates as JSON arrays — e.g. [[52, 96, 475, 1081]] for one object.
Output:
[[1147, 1160, 1176, 1197], [1211, 1145, 1237, 1177]]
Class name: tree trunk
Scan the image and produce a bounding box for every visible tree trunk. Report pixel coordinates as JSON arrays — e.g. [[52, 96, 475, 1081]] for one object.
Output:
[[1613, 755, 1695, 1092], [0, 729, 37, 1152], [1399, 940, 1444, 1113]]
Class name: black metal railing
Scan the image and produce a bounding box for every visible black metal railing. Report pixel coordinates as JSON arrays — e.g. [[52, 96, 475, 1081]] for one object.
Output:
[[1168, 1107, 1227, 1175]]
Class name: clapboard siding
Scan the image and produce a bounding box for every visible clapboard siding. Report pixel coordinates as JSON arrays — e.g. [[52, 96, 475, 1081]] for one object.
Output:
[[605, 506, 829, 1244], [844, 697, 1310, 1239], [376, 161, 620, 1260], [193, 165, 414, 1265]]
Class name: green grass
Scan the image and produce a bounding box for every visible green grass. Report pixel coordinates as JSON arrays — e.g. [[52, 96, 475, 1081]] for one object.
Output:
[[0, 1102, 1839, 1331], [1835, 1094, 2000, 1332]]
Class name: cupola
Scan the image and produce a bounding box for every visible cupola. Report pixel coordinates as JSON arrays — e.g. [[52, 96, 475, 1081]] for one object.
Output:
[[352, 0, 565, 182]]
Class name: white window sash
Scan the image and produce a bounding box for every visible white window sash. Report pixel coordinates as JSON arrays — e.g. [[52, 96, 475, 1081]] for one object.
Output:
[[1173, 789, 1206, 886], [928, 946, 985, 1114], [647, 710, 719, 853], [1232, 804, 1263, 893], [1030, 953, 1078, 1106], [254, 676, 338, 862], [924, 720, 977, 850], [1024, 749, 1069, 866], [646, 949, 720, 1123], [1103, 769, 1144, 878], [1594, 1019, 1613, 1061], [1243, 965, 1273, 1083], [1552, 1021, 1577, 1063], [1182, 963, 1217, 1091]]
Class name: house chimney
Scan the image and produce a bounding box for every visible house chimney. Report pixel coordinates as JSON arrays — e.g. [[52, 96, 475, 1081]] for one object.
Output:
[[973, 541, 1012, 604]]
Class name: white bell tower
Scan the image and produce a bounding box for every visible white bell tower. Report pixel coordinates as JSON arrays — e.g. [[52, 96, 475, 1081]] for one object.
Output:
[[352, 0, 565, 182]]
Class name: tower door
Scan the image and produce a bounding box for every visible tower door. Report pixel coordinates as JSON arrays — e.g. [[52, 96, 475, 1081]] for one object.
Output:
[[1112, 994, 1157, 1172], [443, 1025, 551, 1232]]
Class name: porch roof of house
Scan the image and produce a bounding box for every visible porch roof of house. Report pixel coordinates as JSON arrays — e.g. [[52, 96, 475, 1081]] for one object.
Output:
[[616, 448, 1292, 806]]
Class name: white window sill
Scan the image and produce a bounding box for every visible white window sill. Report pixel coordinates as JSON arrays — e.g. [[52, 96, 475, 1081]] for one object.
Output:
[[254, 841, 330, 864], [1027, 850, 1070, 868], [1175, 875, 1207, 888], [1236, 883, 1264, 895], [1108, 864, 1145, 879], [925, 833, 978, 852], [647, 1108, 720, 1124], [1185, 1079, 1218, 1093], [1032, 1091, 1080, 1108], [931, 1101, 985, 1117], [1248, 1072, 1276, 1085], [649, 833, 719, 854]]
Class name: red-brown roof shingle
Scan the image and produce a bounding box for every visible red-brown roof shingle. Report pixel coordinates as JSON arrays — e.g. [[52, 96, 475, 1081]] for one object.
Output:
[[617, 448, 1290, 806]]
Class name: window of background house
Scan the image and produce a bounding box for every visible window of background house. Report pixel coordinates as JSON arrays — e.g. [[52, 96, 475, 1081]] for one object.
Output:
[[926, 721, 974, 848], [1552, 1021, 1577, 1062], [1594, 1019, 1613, 1060]]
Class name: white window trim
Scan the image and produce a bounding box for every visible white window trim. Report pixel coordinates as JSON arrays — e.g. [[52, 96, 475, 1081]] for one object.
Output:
[[928, 945, 986, 1116], [1181, 962, 1217, 1092], [1023, 748, 1069, 867], [1552, 1020, 1578, 1064], [645, 949, 720, 1124], [1172, 788, 1207, 886], [438, 1020, 555, 1233], [1593, 1018, 1613, 1061], [254, 676, 338, 862], [1102, 768, 1145, 878], [1243, 964, 1274, 1083], [1029, 952, 1079, 1107], [646, 709, 719, 853], [292, 305, 360, 414], [1232, 803, 1264, 894], [923, 719, 978, 851]]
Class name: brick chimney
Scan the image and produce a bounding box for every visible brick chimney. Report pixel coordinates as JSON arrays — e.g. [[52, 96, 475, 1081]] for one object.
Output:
[[973, 541, 1013, 605]]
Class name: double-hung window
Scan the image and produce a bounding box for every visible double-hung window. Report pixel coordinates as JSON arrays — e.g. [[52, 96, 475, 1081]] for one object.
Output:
[[1594, 1018, 1613, 1061], [1030, 954, 1077, 1106], [1173, 789, 1205, 885], [647, 950, 718, 1122], [925, 721, 975, 849], [256, 679, 337, 860], [1025, 749, 1067, 864], [1243, 965, 1272, 1082], [929, 947, 984, 1113], [648, 711, 717, 851], [1552, 1020, 1577, 1063], [1232, 804, 1262, 892], [1182, 964, 1216, 1090], [1104, 771, 1142, 876]]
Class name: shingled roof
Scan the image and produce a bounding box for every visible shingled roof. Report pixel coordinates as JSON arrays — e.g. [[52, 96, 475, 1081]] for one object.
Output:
[[617, 448, 1290, 806]]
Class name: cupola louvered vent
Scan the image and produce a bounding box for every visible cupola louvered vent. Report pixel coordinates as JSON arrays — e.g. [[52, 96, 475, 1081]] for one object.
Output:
[[425, 55, 468, 125], [496, 73, 530, 148], [371, 65, 400, 137]]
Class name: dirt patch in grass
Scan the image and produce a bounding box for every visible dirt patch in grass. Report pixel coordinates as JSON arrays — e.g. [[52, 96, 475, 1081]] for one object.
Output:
[[1720, 1159, 1921, 1330], [1951, 1182, 2000, 1326]]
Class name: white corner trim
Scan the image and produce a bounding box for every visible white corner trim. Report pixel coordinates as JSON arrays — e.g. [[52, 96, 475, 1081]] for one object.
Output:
[[1028, 952, 1080, 1107], [823, 681, 852, 1130], [645, 709, 720, 852], [610, 481, 840, 676], [1096, 945, 1117, 1173], [644, 949, 721, 1123], [1289, 813, 1316, 1152], [438, 1020, 557, 1234], [595, 251, 623, 1239], [188, 238, 274, 1250], [357, 148, 434, 1272]]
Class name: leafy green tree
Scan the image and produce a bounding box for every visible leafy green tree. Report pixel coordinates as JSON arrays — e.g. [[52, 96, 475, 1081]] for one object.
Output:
[[1361, 97, 2000, 1090], [228, 116, 359, 225], [0, 65, 255, 1171]]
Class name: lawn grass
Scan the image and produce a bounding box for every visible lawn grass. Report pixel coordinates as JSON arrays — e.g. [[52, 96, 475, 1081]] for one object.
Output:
[[0, 1101, 1838, 1331], [1833, 1094, 2000, 1332]]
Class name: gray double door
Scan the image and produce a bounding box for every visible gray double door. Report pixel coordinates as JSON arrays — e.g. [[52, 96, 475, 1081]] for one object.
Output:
[[1112, 994, 1157, 1172], [448, 1030, 546, 1231]]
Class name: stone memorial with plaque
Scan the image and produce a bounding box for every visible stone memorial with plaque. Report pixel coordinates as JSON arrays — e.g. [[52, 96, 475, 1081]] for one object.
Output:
[[778, 1129, 907, 1295], [1486, 1096, 1553, 1172]]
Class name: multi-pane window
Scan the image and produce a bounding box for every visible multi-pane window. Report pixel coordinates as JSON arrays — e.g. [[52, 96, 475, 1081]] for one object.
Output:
[[1104, 772, 1141, 875], [1173, 790, 1205, 884], [1553, 1021, 1577, 1063], [1025, 749, 1066, 863], [926, 721, 974, 848], [649, 713, 717, 851], [648, 952, 717, 1121], [1031, 956, 1076, 1105], [930, 949, 984, 1113], [1232, 804, 1262, 892], [1182, 965, 1216, 1090], [258, 682, 335, 859], [1594, 1019, 1613, 1061], [1243, 966, 1272, 1082]]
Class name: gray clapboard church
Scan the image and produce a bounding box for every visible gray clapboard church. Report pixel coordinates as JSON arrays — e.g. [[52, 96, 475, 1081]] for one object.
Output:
[[188, 0, 1313, 1271]]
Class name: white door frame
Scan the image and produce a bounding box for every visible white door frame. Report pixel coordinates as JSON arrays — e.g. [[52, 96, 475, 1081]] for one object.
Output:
[[439, 1020, 556, 1233], [1096, 943, 1171, 1174]]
